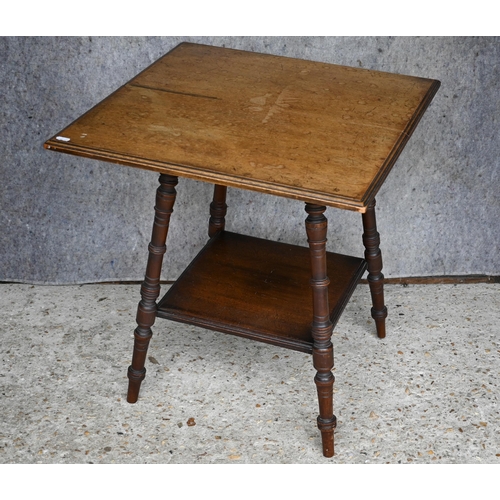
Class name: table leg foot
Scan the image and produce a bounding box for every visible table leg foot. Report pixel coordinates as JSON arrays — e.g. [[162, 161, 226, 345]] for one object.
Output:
[[126, 174, 178, 403], [314, 354, 337, 458], [362, 199, 387, 339], [127, 370, 145, 404], [126, 326, 152, 403], [317, 416, 337, 458]]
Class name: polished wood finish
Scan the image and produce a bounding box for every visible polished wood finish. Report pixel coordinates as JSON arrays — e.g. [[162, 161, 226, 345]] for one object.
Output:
[[127, 174, 178, 403], [361, 199, 387, 339], [44, 42, 440, 457], [305, 204, 336, 457], [44, 42, 440, 213], [208, 184, 227, 237], [157, 231, 366, 354]]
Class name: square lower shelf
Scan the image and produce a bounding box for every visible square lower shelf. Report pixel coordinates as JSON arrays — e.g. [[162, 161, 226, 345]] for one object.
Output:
[[157, 231, 367, 353]]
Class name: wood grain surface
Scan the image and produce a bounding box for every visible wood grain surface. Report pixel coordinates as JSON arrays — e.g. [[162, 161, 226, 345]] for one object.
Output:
[[45, 42, 440, 211]]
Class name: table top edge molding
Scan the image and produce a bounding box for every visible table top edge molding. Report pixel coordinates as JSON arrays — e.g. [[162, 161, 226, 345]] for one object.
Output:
[[43, 139, 370, 212]]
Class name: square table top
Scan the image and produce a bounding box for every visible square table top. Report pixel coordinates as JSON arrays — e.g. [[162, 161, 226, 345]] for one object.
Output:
[[45, 42, 440, 212]]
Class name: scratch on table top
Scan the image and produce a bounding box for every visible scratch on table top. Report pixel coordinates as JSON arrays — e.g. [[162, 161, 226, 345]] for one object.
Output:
[[129, 83, 220, 100]]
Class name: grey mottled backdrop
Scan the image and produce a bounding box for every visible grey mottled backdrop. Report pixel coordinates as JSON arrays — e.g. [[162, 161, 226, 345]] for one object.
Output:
[[1, 36, 499, 284]]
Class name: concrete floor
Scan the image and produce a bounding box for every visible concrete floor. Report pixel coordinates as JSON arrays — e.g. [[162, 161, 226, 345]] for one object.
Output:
[[0, 281, 499, 464]]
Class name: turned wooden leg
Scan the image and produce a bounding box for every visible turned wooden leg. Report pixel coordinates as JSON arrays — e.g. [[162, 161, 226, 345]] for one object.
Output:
[[362, 199, 387, 339], [208, 184, 227, 237], [305, 203, 336, 458], [127, 174, 178, 403]]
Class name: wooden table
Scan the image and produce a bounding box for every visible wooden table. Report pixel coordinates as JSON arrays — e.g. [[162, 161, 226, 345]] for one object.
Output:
[[45, 42, 440, 457]]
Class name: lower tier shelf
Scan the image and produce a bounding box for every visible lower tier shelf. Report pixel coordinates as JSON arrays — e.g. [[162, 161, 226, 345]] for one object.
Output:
[[157, 231, 366, 353]]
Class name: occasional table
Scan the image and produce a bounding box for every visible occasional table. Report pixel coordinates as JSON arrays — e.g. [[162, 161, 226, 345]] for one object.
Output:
[[45, 42, 440, 457]]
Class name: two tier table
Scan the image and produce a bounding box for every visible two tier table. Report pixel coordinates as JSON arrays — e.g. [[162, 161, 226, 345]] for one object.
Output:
[[45, 42, 440, 457]]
